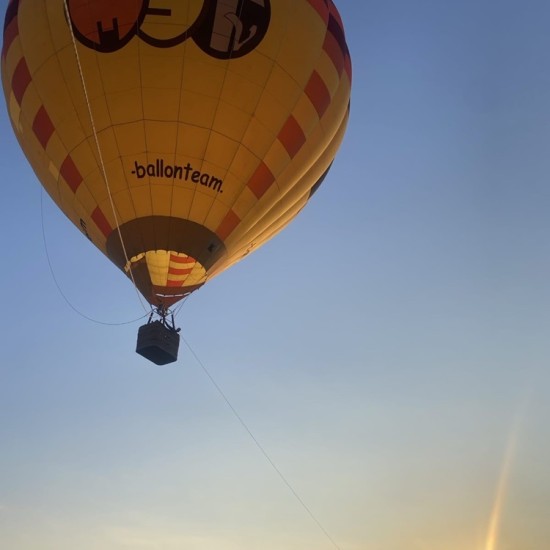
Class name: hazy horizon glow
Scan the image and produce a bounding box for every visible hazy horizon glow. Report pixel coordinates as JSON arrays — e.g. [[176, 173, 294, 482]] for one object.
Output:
[[484, 413, 522, 550]]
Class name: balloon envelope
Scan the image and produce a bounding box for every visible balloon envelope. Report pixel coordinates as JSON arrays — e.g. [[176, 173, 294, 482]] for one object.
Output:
[[2, 0, 351, 306]]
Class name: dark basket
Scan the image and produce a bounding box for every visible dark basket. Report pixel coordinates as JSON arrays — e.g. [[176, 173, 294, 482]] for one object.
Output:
[[136, 321, 180, 365]]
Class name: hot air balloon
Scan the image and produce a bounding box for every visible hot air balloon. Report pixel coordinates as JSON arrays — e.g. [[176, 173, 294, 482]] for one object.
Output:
[[2, 0, 351, 364]]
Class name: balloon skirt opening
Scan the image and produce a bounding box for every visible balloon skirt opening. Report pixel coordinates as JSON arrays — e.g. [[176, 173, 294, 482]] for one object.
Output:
[[136, 321, 180, 365]]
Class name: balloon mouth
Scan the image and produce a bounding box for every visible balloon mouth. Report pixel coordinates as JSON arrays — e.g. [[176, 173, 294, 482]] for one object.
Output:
[[125, 250, 207, 307], [105, 216, 227, 307]]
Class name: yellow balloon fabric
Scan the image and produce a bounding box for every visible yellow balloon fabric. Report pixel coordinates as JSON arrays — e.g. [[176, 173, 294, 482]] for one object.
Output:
[[2, 0, 351, 307]]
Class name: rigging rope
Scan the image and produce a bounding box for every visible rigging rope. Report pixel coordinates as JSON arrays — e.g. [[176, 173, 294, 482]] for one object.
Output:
[[62, 0, 148, 313], [182, 335, 343, 550]]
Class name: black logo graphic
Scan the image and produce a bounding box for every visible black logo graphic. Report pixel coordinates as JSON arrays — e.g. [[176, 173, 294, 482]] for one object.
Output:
[[67, 0, 271, 59]]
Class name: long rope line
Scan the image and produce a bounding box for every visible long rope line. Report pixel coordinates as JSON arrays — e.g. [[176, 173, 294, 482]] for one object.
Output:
[[182, 336, 342, 550], [61, 8, 337, 545], [62, 0, 148, 313], [41, 189, 150, 326]]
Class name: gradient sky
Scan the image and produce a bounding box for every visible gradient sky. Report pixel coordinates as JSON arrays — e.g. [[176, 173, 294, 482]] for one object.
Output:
[[1, 1, 550, 549]]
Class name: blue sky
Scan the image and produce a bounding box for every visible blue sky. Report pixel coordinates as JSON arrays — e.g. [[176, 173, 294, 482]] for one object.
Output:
[[1, 1, 550, 549]]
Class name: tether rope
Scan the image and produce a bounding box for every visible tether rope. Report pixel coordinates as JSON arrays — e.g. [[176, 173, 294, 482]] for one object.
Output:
[[61, 5, 339, 546], [41, 189, 150, 326], [182, 335, 343, 550]]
